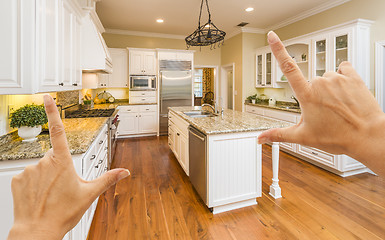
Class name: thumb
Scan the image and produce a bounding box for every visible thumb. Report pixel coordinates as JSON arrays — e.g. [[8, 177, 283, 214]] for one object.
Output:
[[87, 168, 130, 198], [258, 126, 299, 144]]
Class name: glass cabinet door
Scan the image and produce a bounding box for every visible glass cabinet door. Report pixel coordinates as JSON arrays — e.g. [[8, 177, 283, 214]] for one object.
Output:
[[265, 53, 272, 85], [335, 34, 348, 71], [315, 39, 326, 77], [256, 54, 263, 86]]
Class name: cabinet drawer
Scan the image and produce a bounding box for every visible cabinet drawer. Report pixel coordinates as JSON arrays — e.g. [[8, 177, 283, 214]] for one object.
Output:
[[297, 145, 337, 168], [83, 147, 97, 176], [245, 105, 264, 115], [264, 109, 298, 123], [118, 105, 139, 113], [280, 142, 297, 152], [129, 91, 156, 97], [139, 105, 157, 112], [129, 96, 156, 104]]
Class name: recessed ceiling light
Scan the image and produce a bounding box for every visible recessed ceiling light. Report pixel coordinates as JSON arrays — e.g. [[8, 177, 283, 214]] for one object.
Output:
[[156, 19, 164, 23], [245, 7, 254, 12]]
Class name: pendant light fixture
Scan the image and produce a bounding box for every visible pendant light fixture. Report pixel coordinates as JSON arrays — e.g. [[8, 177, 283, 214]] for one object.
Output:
[[185, 0, 226, 50]]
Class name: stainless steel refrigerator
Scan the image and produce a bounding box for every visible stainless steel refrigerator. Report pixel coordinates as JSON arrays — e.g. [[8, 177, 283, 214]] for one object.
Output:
[[159, 60, 193, 135]]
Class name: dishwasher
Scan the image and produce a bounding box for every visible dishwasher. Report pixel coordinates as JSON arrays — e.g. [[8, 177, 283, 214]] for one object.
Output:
[[189, 126, 207, 204]]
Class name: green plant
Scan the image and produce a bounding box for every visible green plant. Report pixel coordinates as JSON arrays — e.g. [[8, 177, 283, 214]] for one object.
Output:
[[247, 94, 258, 100], [10, 104, 48, 128]]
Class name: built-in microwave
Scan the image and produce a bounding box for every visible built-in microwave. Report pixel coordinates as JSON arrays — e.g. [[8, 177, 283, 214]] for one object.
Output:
[[129, 75, 156, 90]]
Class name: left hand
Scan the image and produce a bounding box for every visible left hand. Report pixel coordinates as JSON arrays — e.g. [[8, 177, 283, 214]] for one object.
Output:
[[8, 95, 130, 240]]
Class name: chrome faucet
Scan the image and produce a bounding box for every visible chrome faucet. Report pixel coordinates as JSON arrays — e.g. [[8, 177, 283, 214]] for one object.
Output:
[[291, 95, 300, 107], [201, 103, 224, 117]]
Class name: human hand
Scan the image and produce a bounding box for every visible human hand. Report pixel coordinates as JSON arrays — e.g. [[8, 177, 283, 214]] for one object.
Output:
[[258, 31, 385, 177], [8, 95, 130, 240]]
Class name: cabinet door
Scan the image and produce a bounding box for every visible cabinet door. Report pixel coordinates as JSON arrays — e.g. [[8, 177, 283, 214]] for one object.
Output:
[[174, 131, 180, 160], [72, 16, 82, 89], [265, 52, 272, 86], [168, 124, 176, 152], [142, 51, 156, 75], [138, 112, 157, 133], [38, 0, 61, 92], [118, 113, 138, 135], [62, 2, 74, 87], [0, 169, 23, 239], [179, 134, 189, 175], [313, 37, 328, 78], [109, 49, 128, 88], [331, 30, 352, 72], [256, 54, 263, 86], [129, 51, 143, 75], [0, 0, 35, 94], [98, 73, 109, 88]]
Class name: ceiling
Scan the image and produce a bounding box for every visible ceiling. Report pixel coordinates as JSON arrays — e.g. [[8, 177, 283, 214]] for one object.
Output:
[[96, 0, 349, 37]]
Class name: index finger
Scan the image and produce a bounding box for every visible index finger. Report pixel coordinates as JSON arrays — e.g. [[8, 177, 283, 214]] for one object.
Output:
[[43, 95, 71, 159], [267, 31, 310, 99]]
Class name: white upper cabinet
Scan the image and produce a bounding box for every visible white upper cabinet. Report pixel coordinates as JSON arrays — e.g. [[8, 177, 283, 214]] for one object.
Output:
[[108, 48, 128, 88], [0, 0, 83, 95], [129, 49, 156, 75], [255, 19, 372, 89]]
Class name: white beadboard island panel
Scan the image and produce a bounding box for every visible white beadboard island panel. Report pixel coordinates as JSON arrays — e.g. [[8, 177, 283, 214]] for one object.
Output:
[[207, 131, 263, 214]]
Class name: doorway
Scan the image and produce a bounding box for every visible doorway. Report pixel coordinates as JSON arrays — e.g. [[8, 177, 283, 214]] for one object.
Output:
[[220, 63, 235, 110], [193, 66, 218, 106], [375, 41, 385, 111]]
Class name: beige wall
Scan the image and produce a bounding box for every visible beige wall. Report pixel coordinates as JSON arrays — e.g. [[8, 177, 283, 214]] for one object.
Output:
[[242, 33, 266, 108], [273, 0, 385, 93], [220, 34, 243, 111], [103, 33, 222, 67]]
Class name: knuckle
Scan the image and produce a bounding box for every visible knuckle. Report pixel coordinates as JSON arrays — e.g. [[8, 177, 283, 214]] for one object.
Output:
[[280, 59, 297, 75], [49, 124, 65, 138]]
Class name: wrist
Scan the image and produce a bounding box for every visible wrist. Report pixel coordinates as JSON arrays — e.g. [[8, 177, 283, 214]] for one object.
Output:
[[8, 223, 64, 240]]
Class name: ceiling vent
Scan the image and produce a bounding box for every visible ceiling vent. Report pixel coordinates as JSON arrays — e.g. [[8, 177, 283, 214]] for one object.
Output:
[[236, 22, 249, 27]]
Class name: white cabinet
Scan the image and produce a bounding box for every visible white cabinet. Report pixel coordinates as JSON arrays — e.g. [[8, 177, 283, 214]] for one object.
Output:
[[158, 51, 194, 61], [97, 49, 128, 88], [129, 90, 157, 104], [245, 104, 368, 176], [129, 49, 156, 75], [107, 48, 128, 88], [117, 105, 157, 136], [168, 111, 189, 175], [256, 48, 275, 88], [0, 0, 82, 95]]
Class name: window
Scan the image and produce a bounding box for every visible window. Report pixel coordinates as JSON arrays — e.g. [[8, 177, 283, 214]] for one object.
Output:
[[194, 69, 203, 97]]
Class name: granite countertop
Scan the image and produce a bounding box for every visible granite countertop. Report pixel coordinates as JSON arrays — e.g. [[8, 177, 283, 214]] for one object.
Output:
[[245, 103, 301, 113], [0, 117, 109, 161], [169, 106, 291, 135], [93, 99, 157, 109]]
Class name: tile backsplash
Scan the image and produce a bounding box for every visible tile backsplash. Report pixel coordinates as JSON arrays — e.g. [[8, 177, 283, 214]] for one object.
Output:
[[56, 90, 80, 108]]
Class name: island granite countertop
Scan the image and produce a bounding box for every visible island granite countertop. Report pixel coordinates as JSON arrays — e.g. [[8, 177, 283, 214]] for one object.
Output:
[[169, 106, 291, 135], [245, 103, 301, 113], [0, 117, 109, 161]]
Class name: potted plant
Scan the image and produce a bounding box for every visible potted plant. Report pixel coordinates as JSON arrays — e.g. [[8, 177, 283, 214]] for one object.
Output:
[[10, 104, 48, 142], [246, 94, 258, 104]]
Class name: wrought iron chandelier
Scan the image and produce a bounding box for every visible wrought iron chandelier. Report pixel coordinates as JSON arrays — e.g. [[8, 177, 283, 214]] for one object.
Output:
[[185, 0, 226, 50]]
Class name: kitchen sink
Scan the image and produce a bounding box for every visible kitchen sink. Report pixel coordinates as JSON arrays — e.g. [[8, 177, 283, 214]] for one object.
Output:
[[183, 111, 217, 118], [278, 106, 300, 110]]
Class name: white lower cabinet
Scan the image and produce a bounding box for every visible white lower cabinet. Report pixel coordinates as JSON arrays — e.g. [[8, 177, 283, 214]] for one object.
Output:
[[117, 105, 157, 136], [245, 104, 369, 176], [168, 111, 189, 175], [0, 124, 108, 240]]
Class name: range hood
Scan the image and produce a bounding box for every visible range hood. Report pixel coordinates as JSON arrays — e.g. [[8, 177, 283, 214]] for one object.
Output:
[[81, 14, 112, 74]]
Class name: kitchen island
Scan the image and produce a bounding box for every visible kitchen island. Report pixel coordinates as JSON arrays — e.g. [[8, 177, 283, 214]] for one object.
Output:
[[168, 106, 291, 214]]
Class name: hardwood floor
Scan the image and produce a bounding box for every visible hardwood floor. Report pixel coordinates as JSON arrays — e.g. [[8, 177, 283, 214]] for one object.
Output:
[[88, 136, 385, 240]]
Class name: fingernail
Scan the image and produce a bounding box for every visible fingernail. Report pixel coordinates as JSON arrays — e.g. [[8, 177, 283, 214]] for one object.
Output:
[[267, 31, 279, 44], [118, 169, 130, 181], [43, 95, 51, 106]]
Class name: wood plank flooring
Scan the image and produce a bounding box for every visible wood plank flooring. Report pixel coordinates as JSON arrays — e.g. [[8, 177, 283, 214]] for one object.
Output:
[[88, 136, 385, 240]]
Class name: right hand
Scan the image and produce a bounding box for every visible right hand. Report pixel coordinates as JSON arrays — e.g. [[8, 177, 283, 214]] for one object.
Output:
[[258, 32, 384, 160]]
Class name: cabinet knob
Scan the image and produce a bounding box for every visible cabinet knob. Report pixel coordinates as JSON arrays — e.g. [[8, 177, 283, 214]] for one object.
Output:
[[99, 140, 104, 144], [177, 133, 180, 136], [59, 83, 64, 86], [72, 83, 78, 86], [90, 155, 96, 160], [311, 151, 319, 156]]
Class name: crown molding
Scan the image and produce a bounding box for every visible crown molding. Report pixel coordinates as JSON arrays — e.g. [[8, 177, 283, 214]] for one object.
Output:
[[104, 28, 186, 40], [226, 27, 266, 40], [265, 0, 351, 31]]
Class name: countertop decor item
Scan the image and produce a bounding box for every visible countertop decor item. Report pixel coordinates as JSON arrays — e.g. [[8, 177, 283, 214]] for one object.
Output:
[[10, 104, 48, 142], [185, 0, 226, 50]]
